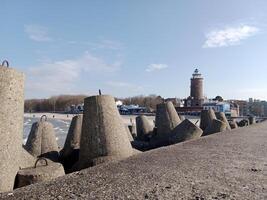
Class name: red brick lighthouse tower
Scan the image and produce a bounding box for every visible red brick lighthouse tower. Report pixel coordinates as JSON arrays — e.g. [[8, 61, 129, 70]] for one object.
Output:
[[190, 69, 204, 107]]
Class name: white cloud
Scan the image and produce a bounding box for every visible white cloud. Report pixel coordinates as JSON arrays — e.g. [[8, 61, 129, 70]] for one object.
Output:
[[203, 25, 259, 48], [24, 24, 52, 42], [146, 64, 168, 72], [26, 52, 121, 97]]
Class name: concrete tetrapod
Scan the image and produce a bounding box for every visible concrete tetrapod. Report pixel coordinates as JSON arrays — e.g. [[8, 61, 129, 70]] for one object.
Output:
[[128, 119, 137, 139], [168, 119, 203, 144], [125, 125, 134, 142], [203, 119, 227, 136], [155, 101, 181, 138], [215, 112, 231, 131], [179, 114, 186, 121], [25, 116, 59, 161], [78, 95, 133, 169], [61, 115, 82, 158], [0, 62, 24, 192], [238, 119, 249, 127], [136, 115, 154, 141], [229, 120, 238, 129], [200, 109, 216, 131], [20, 147, 36, 169], [60, 115, 83, 171], [15, 158, 65, 189], [248, 116, 256, 125], [152, 119, 203, 148]]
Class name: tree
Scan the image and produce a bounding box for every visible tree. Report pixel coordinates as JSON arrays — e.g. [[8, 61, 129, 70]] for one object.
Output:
[[24, 95, 87, 112], [213, 96, 224, 102]]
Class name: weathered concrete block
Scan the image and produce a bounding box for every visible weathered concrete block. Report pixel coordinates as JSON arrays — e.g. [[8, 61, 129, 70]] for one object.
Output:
[[131, 140, 151, 151], [0, 64, 24, 192], [25, 116, 59, 161], [248, 116, 256, 125], [168, 119, 203, 144], [78, 95, 133, 169], [150, 119, 203, 149], [229, 120, 238, 129], [151, 119, 203, 148], [203, 119, 227, 136], [136, 115, 154, 141], [60, 115, 83, 172], [155, 101, 181, 138], [200, 109, 216, 131], [215, 112, 231, 130], [179, 114, 186, 121], [61, 115, 82, 158], [15, 158, 65, 189], [19, 147, 36, 169], [238, 119, 249, 127], [125, 125, 134, 142], [128, 120, 137, 138]]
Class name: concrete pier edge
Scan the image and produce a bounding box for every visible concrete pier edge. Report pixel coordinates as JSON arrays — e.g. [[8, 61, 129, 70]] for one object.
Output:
[[1, 121, 266, 199]]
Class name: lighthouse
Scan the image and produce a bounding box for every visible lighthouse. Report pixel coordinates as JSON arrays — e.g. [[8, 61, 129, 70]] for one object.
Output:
[[190, 69, 204, 107]]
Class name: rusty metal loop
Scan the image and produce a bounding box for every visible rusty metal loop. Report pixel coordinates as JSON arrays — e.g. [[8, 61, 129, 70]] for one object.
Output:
[[34, 158, 48, 168], [40, 115, 48, 122], [1, 60, 9, 67]]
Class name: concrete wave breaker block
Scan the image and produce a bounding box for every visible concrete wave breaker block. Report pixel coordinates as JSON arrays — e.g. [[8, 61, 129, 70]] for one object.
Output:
[[25, 118, 59, 161], [215, 112, 231, 131], [60, 115, 83, 172], [155, 101, 181, 137], [0, 65, 24, 192], [19, 147, 36, 169], [203, 119, 227, 136], [179, 114, 186, 121], [128, 122, 137, 138], [78, 95, 133, 169], [151, 119, 203, 148], [200, 109, 216, 131], [248, 116, 256, 125], [238, 119, 249, 127], [125, 125, 134, 142], [61, 115, 83, 158], [168, 119, 203, 144], [229, 120, 238, 129], [15, 158, 65, 189], [136, 115, 154, 141]]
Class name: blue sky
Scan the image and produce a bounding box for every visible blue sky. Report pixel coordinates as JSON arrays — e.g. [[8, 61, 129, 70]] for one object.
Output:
[[1, 0, 267, 100]]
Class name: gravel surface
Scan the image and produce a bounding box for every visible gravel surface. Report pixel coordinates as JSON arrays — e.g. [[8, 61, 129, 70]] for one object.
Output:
[[2, 122, 266, 200]]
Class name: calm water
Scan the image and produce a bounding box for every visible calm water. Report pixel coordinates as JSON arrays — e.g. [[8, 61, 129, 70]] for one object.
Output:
[[23, 117, 70, 148]]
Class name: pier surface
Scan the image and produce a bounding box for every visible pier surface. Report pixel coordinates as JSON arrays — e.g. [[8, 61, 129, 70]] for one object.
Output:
[[1, 122, 266, 200]]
